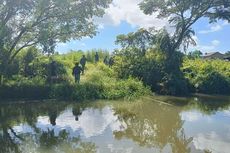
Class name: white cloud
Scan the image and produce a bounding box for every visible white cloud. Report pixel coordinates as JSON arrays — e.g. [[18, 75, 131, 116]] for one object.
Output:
[[199, 24, 222, 34], [95, 0, 168, 29], [197, 40, 220, 51], [188, 36, 220, 52], [181, 111, 203, 122], [35, 107, 126, 138], [211, 40, 220, 46], [199, 21, 229, 34], [58, 42, 68, 47], [193, 132, 230, 153], [80, 42, 86, 47], [98, 24, 105, 29], [223, 21, 229, 26], [78, 107, 126, 138]]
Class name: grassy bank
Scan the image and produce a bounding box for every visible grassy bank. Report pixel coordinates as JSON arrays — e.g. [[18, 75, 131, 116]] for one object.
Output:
[[0, 63, 151, 101], [182, 59, 230, 95]]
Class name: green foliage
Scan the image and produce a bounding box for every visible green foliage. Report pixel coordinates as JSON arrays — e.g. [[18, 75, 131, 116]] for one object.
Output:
[[116, 28, 153, 56], [85, 49, 110, 63], [0, 0, 112, 79], [50, 82, 103, 101], [47, 63, 151, 101], [117, 0, 230, 95], [140, 0, 230, 51], [114, 29, 190, 96], [188, 50, 203, 59], [0, 84, 51, 100], [22, 47, 41, 76], [159, 73, 191, 95], [0, 55, 150, 101], [84, 63, 151, 100], [182, 59, 230, 94]]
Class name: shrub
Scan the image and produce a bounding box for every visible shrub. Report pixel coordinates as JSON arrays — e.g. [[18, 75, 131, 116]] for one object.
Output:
[[0, 84, 50, 100], [0, 50, 151, 101], [113, 49, 190, 96], [182, 59, 230, 95]]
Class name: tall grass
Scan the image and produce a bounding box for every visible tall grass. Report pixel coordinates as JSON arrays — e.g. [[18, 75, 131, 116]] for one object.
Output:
[[182, 59, 230, 94], [0, 56, 151, 101], [50, 63, 151, 101]]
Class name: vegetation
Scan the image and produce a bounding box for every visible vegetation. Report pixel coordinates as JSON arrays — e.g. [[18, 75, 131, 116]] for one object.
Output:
[[112, 0, 230, 96], [182, 59, 230, 95], [0, 0, 112, 83], [0, 0, 230, 101], [1, 94, 230, 153], [0, 49, 150, 101], [114, 29, 191, 96]]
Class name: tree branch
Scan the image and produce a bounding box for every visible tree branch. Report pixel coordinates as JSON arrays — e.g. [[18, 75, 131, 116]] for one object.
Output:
[[9, 41, 39, 63]]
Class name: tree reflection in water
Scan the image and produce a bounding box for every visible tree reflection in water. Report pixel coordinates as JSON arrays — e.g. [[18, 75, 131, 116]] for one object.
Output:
[[112, 95, 230, 153], [112, 100, 193, 153], [0, 95, 230, 153], [0, 102, 97, 153]]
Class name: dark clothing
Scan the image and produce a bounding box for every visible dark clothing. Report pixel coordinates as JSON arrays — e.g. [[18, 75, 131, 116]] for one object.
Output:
[[80, 57, 87, 74], [72, 65, 82, 83], [50, 61, 57, 77], [72, 65, 82, 75], [49, 61, 57, 84], [80, 57, 87, 66], [95, 53, 99, 63], [103, 57, 109, 65], [109, 57, 114, 67]]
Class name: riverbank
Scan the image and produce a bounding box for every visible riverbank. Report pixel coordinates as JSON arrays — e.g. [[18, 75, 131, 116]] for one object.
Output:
[[0, 63, 151, 102]]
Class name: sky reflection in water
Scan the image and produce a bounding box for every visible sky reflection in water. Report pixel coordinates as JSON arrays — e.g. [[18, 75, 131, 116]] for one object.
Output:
[[1, 95, 230, 153]]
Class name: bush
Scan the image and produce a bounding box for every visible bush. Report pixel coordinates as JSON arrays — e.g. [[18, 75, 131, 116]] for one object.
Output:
[[0, 62, 150, 101], [0, 49, 151, 101], [84, 63, 151, 100], [0, 84, 50, 100], [182, 59, 230, 95], [196, 72, 230, 94], [50, 82, 104, 101], [113, 48, 190, 96], [159, 74, 191, 95]]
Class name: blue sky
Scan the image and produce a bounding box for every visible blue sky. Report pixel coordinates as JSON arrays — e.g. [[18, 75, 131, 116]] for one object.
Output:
[[56, 22, 136, 53], [56, 0, 230, 54]]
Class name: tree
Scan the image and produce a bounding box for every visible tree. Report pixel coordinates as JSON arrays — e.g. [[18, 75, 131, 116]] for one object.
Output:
[[115, 28, 191, 95], [115, 28, 154, 56], [23, 47, 40, 76], [188, 50, 203, 59], [0, 0, 112, 82], [139, 0, 230, 52], [129, 0, 230, 95]]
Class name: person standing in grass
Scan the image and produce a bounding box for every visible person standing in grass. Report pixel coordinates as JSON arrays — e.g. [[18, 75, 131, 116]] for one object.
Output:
[[80, 55, 87, 74], [109, 57, 114, 68], [72, 62, 83, 83], [103, 56, 109, 65], [95, 52, 99, 63]]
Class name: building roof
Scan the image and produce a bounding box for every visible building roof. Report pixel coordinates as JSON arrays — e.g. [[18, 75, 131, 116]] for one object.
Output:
[[224, 55, 230, 59], [203, 52, 224, 57]]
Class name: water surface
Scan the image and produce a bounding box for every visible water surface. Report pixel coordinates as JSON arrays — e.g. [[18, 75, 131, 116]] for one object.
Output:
[[0, 95, 230, 153]]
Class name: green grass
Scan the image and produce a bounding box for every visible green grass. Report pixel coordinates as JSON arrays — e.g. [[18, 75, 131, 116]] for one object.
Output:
[[182, 59, 230, 94], [0, 62, 151, 102]]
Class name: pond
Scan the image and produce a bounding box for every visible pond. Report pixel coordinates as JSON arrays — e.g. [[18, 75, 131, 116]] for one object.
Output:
[[0, 94, 230, 153]]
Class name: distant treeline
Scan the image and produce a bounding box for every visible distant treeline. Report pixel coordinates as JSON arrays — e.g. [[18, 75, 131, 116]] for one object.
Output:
[[0, 47, 229, 102]]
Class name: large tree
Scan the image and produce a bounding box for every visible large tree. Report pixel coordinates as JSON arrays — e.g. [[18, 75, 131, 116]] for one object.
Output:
[[139, 0, 230, 52], [115, 0, 230, 95], [0, 0, 111, 80]]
